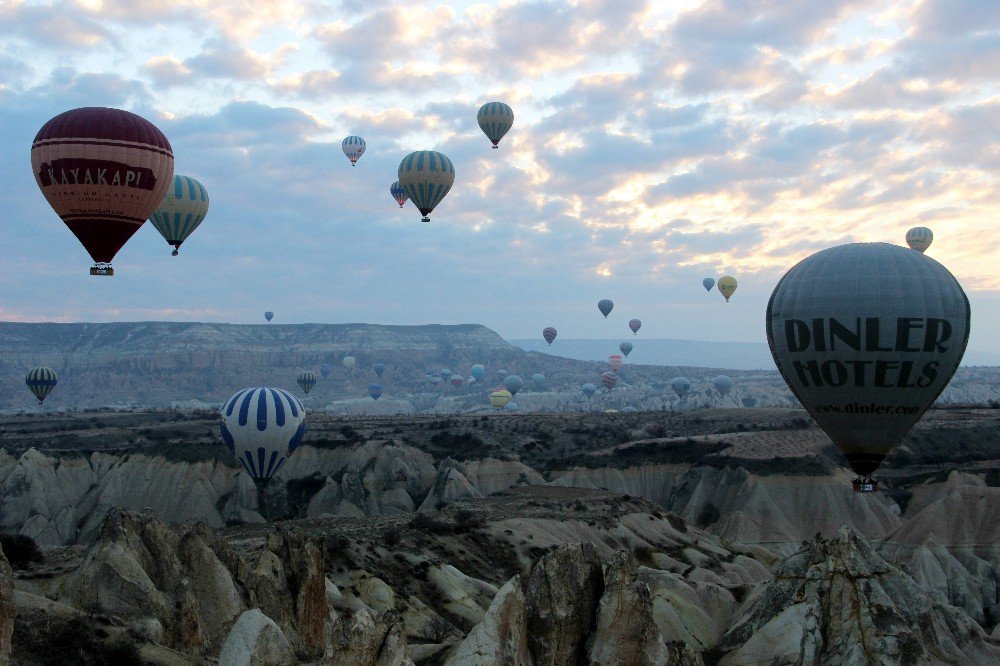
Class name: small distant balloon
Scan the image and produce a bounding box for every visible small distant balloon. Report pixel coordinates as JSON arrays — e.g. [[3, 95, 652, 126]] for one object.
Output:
[[531, 373, 546, 388], [342, 135, 366, 166], [581, 383, 597, 398], [390, 181, 408, 208], [703, 278, 715, 292], [297, 370, 316, 395], [369, 384, 383, 401], [373, 363, 387, 378], [543, 327, 557, 345], [26, 367, 57, 405], [504, 374, 524, 396], [598, 299, 614, 318], [905, 227, 933, 253], [601, 371, 618, 391], [712, 375, 733, 396], [319, 363, 332, 378], [477, 102, 514, 149], [264, 311, 274, 322], [451, 375, 465, 388], [343, 356, 356, 370], [441, 368, 452, 378], [671, 377, 691, 398], [497, 369, 508, 380], [619, 341, 633, 357], [471, 364, 485, 382], [608, 354, 623, 372], [718, 276, 737, 302], [628, 319, 641, 335]]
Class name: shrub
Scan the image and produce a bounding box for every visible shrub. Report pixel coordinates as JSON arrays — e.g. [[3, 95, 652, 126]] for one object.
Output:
[[382, 528, 401, 547], [326, 534, 350, 555], [696, 503, 721, 528], [454, 510, 485, 532], [408, 513, 453, 533]]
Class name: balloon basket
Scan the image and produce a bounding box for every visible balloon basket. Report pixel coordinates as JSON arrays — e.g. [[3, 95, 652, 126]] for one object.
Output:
[[852, 478, 878, 493], [421, 216, 430, 223], [90, 264, 113, 276], [171, 248, 179, 256]]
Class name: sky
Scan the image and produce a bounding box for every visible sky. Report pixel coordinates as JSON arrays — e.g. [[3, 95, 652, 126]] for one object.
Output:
[[0, 0, 997, 350]]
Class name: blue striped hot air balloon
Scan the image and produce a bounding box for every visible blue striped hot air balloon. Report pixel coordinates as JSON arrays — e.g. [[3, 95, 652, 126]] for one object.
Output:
[[148, 175, 209, 256], [26, 367, 57, 405], [477, 101, 514, 149], [342, 135, 366, 166], [220, 387, 306, 486], [398, 151, 455, 223], [297, 370, 317, 395], [390, 181, 408, 208], [369, 384, 383, 401]]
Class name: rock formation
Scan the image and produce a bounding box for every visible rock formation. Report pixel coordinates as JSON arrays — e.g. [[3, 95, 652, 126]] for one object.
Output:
[[218, 609, 295, 666]]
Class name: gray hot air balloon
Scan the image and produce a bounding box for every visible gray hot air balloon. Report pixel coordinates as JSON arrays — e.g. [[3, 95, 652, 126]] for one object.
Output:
[[581, 383, 597, 398], [766, 242, 969, 491], [712, 374, 733, 396], [531, 373, 546, 388], [619, 341, 633, 357], [598, 299, 614, 317], [504, 374, 524, 396], [703, 278, 715, 291], [905, 227, 933, 253], [671, 377, 691, 398]]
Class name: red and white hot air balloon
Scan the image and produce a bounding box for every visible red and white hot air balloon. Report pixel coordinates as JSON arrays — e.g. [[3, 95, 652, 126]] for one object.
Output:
[[31, 107, 174, 275], [608, 354, 623, 372]]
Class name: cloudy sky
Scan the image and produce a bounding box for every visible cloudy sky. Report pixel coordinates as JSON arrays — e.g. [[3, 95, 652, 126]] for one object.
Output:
[[0, 0, 997, 351]]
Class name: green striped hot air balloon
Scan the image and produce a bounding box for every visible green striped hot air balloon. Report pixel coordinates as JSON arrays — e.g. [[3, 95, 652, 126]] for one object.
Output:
[[149, 175, 209, 256], [477, 102, 514, 149], [26, 367, 58, 405], [398, 151, 455, 223]]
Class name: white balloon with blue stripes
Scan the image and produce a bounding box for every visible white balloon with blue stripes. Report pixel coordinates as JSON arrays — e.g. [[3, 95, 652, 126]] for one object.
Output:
[[220, 387, 306, 484]]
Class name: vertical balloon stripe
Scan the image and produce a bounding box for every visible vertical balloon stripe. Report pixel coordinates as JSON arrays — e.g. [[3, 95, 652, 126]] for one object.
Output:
[[268, 388, 286, 426], [243, 450, 258, 477], [174, 177, 183, 198], [256, 389, 268, 431], [238, 389, 255, 425], [271, 457, 287, 478], [225, 388, 247, 416], [239, 458, 255, 478], [256, 446, 267, 477], [263, 450, 281, 478]]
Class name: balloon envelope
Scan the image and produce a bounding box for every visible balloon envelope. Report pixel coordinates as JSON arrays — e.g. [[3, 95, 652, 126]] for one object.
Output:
[[297, 371, 317, 395], [598, 299, 614, 317], [342, 135, 366, 165], [489, 388, 512, 410], [671, 377, 691, 397], [220, 387, 306, 485], [504, 374, 524, 396], [601, 371, 618, 390], [477, 101, 514, 148], [628, 319, 641, 335], [497, 369, 508, 379], [320, 363, 332, 378], [767, 242, 969, 477], [619, 341, 633, 357], [264, 311, 274, 322], [398, 151, 455, 222], [906, 227, 933, 253], [451, 375, 465, 387], [471, 364, 485, 381], [26, 367, 58, 405], [369, 384, 383, 401], [149, 175, 209, 255], [531, 373, 546, 388], [581, 383, 597, 398], [609, 354, 623, 372], [712, 375, 733, 396], [542, 327, 557, 345], [703, 278, 715, 291], [373, 363, 387, 378], [343, 356, 356, 369], [718, 276, 737, 302], [32, 107, 174, 271], [390, 181, 408, 207]]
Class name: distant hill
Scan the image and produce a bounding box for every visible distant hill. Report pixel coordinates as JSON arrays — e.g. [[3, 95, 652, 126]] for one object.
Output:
[[511, 337, 1000, 370], [511, 338, 778, 370]]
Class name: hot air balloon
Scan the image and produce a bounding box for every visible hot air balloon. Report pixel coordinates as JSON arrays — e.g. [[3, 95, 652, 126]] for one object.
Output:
[[320, 363, 332, 378], [609, 355, 623, 372], [628, 319, 641, 335], [26, 367, 57, 405], [466, 376, 477, 386], [390, 181, 408, 208], [906, 227, 933, 253], [220, 387, 306, 490], [343, 356, 356, 370], [622, 406, 637, 413], [297, 371, 316, 395], [398, 151, 455, 223], [429, 374, 443, 386], [506, 401, 519, 412], [373, 363, 387, 378], [441, 368, 452, 379], [148, 174, 209, 256], [619, 341, 633, 357], [601, 371, 618, 391], [718, 276, 737, 302], [477, 101, 514, 149], [32, 107, 174, 275], [703, 278, 715, 292], [451, 375, 465, 388], [489, 388, 512, 410], [369, 384, 383, 401], [581, 383, 597, 398], [264, 311, 274, 322], [531, 373, 546, 388], [497, 369, 508, 380], [504, 374, 524, 396], [671, 377, 691, 398], [543, 327, 557, 345], [598, 299, 614, 317], [342, 135, 366, 166], [712, 375, 733, 396], [767, 242, 969, 491], [471, 364, 485, 382]]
